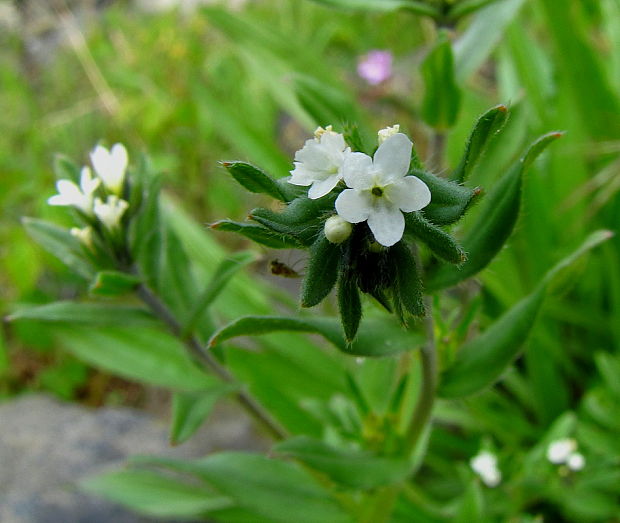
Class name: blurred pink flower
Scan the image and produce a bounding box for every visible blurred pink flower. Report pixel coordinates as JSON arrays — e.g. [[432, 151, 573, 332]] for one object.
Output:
[[357, 50, 393, 86]]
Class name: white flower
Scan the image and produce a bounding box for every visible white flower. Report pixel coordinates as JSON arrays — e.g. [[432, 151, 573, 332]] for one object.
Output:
[[567, 452, 585, 471], [48, 166, 100, 215], [94, 195, 129, 230], [324, 215, 353, 244], [289, 128, 351, 200], [378, 124, 400, 144], [70, 226, 94, 248], [335, 133, 431, 247], [90, 143, 128, 195], [546, 438, 577, 465], [470, 451, 501, 488]]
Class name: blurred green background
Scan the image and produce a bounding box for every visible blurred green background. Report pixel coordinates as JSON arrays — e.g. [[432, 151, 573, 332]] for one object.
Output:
[[1, 0, 620, 519]]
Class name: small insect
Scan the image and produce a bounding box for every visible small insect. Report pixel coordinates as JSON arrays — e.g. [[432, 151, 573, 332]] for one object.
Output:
[[269, 259, 301, 278]]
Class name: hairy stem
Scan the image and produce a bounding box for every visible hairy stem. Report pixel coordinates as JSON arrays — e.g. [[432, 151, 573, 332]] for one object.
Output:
[[136, 284, 288, 441]]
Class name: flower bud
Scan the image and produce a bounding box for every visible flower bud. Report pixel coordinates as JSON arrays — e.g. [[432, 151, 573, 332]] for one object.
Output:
[[377, 124, 400, 144], [314, 125, 336, 140], [70, 226, 94, 248], [324, 215, 352, 244]]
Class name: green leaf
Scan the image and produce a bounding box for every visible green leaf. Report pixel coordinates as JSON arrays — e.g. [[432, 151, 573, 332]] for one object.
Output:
[[451, 105, 509, 183], [56, 326, 218, 392], [439, 231, 612, 398], [274, 436, 411, 489], [183, 251, 257, 335], [53, 154, 81, 184], [7, 301, 157, 327], [426, 132, 562, 291], [448, 0, 503, 20], [132, 453, 352, 523], [170, 385, 238, 445], [453, 0, 526, 82], [455, 481, 484, 523], [222, 161, 292, 202], [81, 469, 232, 518], [338, 267, 362, 342], [208, 315, 424, 358], [421, 31, 461, 130], [210, 220, 304, 249], [305, 0, 439, 16], [404, 212, 466, 264], [301, 233, 341, 307], [414, 171, 481, 226], [293, 73, 359, 128], [23, 218, 95, 279], [250, 196, 333, 246], [391, 241, 425, 320], [89, 271, 141, 297]]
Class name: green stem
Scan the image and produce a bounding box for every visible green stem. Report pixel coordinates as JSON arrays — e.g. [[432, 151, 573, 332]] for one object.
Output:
[[404, 294, 437, 454], [135, 284, 288, 441], [429, 130, 446, 174]]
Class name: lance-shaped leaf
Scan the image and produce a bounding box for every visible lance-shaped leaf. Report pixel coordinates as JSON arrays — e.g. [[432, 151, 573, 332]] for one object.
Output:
[[301, 233, 341, 307], [404, 212, 466, 264], [183, 251, 257, 335], [426, 132, 563, 291], [210, 220, 303, 249], [293, 73, 359, 128], [221, 161, 294, 202], [338, 266, 362, 342], [128, 452, 352, 523], [170, 384, 239, 445], [305, 0, 439, 16], [81, 469, 233, 519], [23, 218, 96, 280], [439, 230, 612, 398], [391, 241, 425, 321], [208, 315, 424, 358], [421, 31, 461, 130], [89, 271, 141, 297], [53, 154, 81, 184], [447, 0, 503, 20], [414, 171, 481, 226], [274, 436, 411, 489], [249, 196, 335, 246], [7, 301, 157, 327], [56, 326, 218, 392], [451, 105, 509, 183]]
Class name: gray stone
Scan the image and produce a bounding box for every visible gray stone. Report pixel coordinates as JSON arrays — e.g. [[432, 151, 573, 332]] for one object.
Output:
[[0, 394, 268, 523]]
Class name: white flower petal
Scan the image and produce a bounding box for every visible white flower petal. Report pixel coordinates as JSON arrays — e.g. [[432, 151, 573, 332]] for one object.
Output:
[[547, 438, 577, 464], [373, 133, 412, 179], [367, 202, 405, 247], [320, 132, 346, 152], [335, 189, 371, 223], [342, 152, 374, 190], [308, 175, 340, 199], [294, 139, 332, 171], [388, 175, 431, 212], [289, 164, 317, 186], [111, 143, 128, 173]]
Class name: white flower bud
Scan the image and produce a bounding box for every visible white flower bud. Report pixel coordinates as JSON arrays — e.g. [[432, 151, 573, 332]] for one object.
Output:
[[567, 452, 585, 471], [324, 215, 352, 244], [94, 195, 129, 230], [470, 451, 501, 488], [547, 438, 577, 464], [377, 124, 400, 144], [314, 125, 336, 140], [70, 226, 94, 248]]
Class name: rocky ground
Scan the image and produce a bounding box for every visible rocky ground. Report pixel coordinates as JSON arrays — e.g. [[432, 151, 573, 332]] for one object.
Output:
[[0, 394, 267, 523]]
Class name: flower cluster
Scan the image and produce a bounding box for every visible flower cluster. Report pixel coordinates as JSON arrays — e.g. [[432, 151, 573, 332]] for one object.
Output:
[[470, 450, 501, 488], [546, 438, 585, 472], [290, 125, 431, 247], [215, 124, 477, 340], [49, 144, 129, 233]]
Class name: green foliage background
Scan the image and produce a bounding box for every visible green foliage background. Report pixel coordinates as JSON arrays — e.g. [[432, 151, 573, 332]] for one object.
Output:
[[1, 0, 620, 520]]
